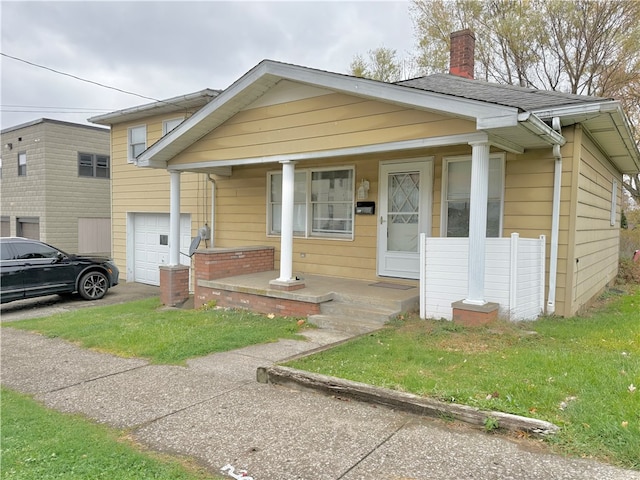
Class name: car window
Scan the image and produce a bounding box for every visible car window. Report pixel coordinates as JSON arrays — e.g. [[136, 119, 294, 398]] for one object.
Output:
[[13, 242, 59, 260], [0, 242, 15, 260]]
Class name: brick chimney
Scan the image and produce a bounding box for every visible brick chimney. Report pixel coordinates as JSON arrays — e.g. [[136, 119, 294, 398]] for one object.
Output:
[[449, 29, 475, 79]]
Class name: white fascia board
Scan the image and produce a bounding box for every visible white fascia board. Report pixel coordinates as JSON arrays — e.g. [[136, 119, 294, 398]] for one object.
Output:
[[530, 101, 618, 121], [476, 115, 519, 129], [166, 132, 489, 172], [517, 112, 566, 146]]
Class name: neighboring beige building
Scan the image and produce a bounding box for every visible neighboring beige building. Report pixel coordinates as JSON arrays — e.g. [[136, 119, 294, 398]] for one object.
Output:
[[92, 33, 640, 319], [0, 118, 111, 255]]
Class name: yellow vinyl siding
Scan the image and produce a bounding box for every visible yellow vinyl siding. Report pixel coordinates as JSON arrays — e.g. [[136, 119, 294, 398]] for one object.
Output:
[[213, 156, 386, 281], [210, 147, 481, 282], [570, 128, 621, 314], [169, 94, 475, 166], [110, 111, 205, 275], [502, 130, 578, 317]]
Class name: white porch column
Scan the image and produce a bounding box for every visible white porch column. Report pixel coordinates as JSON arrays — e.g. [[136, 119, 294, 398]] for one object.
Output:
[[169, 170, 181, 266], [277, 160, 295, 282], [465, 141, 490, 305]]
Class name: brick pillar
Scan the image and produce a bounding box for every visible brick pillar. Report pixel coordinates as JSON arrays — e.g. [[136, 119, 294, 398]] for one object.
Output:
[[451, 300, 498, 327], [449, 29, 475, 79], [159, 265, 190, 307]]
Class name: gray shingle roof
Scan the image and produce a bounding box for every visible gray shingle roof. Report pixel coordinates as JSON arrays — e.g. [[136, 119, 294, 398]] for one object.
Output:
[[396, 74, 609, 112]]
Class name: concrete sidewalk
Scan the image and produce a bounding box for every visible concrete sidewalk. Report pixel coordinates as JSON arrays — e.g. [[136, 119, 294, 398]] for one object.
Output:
[[2, 327, 639, 480]]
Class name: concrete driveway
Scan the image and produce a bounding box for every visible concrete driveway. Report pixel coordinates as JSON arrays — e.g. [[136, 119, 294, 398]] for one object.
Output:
[[0, 282, 159, 322]]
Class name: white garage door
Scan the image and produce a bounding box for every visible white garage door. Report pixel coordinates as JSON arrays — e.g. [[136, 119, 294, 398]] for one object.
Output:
[[133, 213, 191, 286]]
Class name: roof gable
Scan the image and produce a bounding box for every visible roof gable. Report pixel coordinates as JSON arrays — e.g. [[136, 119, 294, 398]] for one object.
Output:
[[137, 60, 523, 168], [89, 89, 220, 125]]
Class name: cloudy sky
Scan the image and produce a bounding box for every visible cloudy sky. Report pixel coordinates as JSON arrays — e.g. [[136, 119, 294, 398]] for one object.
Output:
[[0, 1, 415, 129]]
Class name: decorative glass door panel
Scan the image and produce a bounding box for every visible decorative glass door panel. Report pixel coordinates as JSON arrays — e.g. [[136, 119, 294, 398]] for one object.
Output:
[[378, 160, 432, 279], [387, 172, 420, 252]]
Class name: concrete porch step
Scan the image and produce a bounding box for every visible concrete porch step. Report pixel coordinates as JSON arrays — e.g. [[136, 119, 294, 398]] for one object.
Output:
[[307, 314, 385, 336], [332, 291, 419, 313], [319, 301, 398, 323]]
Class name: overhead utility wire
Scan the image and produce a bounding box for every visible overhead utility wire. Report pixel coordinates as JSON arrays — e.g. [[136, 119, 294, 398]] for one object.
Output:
[[1, 109, 111, 114], [2, 104, 113, 111], [0, 52, 178, 107], [1, 104, 113, 114]]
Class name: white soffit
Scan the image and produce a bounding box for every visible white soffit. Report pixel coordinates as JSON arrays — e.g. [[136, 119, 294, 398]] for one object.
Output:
[[532, 102, 640, 174]]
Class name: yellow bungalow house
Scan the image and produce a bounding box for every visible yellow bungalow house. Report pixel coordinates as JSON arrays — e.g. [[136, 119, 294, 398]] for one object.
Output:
[[91, 31, 639, 325]]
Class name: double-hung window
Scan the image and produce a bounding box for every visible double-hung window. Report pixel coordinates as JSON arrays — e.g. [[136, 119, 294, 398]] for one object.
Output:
[[78, 153, 110, 178], [442, 155, 504, 237], [128, 125, 146, 163], [163, 117, 183, 135], [18, 152, 26, 176], [268, 167, 354, 239]]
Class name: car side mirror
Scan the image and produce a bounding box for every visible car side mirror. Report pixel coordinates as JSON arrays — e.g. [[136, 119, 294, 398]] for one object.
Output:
[[55, 252, 65, 263]]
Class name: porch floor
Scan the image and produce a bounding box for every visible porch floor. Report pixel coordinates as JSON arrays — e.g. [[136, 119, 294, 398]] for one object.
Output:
[[199, 271, 420, 316]]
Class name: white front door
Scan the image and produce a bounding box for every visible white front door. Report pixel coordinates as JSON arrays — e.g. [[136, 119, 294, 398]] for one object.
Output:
[[377, 159, 433, 279]]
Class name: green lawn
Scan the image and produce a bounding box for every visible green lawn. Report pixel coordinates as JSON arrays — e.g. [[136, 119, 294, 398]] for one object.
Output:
[[4, 290, 638, 468], [1, 388, 218, 480], [287, 287, 640, 469], [3, 297, 309, 365]]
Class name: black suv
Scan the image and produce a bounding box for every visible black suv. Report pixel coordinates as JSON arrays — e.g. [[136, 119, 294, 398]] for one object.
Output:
[[0, 237, 119, 304]]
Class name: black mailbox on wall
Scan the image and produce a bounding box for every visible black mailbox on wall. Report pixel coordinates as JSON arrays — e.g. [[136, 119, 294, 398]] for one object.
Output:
[[355, 201, 375, 215]]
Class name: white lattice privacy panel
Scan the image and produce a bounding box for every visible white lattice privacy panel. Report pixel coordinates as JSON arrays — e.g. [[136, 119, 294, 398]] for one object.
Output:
[[419, 233, 546, 321]]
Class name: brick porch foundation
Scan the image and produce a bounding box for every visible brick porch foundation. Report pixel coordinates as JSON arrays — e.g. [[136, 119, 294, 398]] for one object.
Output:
[[197, 287, 320, 317], [192, 246, 320, 316]]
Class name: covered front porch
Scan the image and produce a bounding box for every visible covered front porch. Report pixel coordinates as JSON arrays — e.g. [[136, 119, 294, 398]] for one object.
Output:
[[140, 60, 566, 322], [196, 266, 420, 334]]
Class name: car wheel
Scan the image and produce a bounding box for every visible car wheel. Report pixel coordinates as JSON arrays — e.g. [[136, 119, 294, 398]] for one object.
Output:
[[78, 271, 108, 300]]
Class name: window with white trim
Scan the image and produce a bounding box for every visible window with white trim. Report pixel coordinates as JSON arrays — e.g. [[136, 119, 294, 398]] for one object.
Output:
[[17, 152, 26, 176], [163, 117, 183, 135], [268, 167, 354, 238], [127, 125, 146, 163], [442, 155, 504, 237], [611, 179, 618, 226], [78, 153, 110, 178]]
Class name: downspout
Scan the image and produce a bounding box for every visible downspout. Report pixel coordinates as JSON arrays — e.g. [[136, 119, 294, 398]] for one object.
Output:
[[207, 175, 216, 248], [547, 117, 562, 315]]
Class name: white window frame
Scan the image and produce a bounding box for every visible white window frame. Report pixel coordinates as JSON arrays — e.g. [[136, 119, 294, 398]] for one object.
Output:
[[267, 165, 355, 240], [163, 117, 183, 135], [17, 151, 26, 176], [611, 179, 618, 226], [440, 153, 505, 238], [127, 125, 146, 163]]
